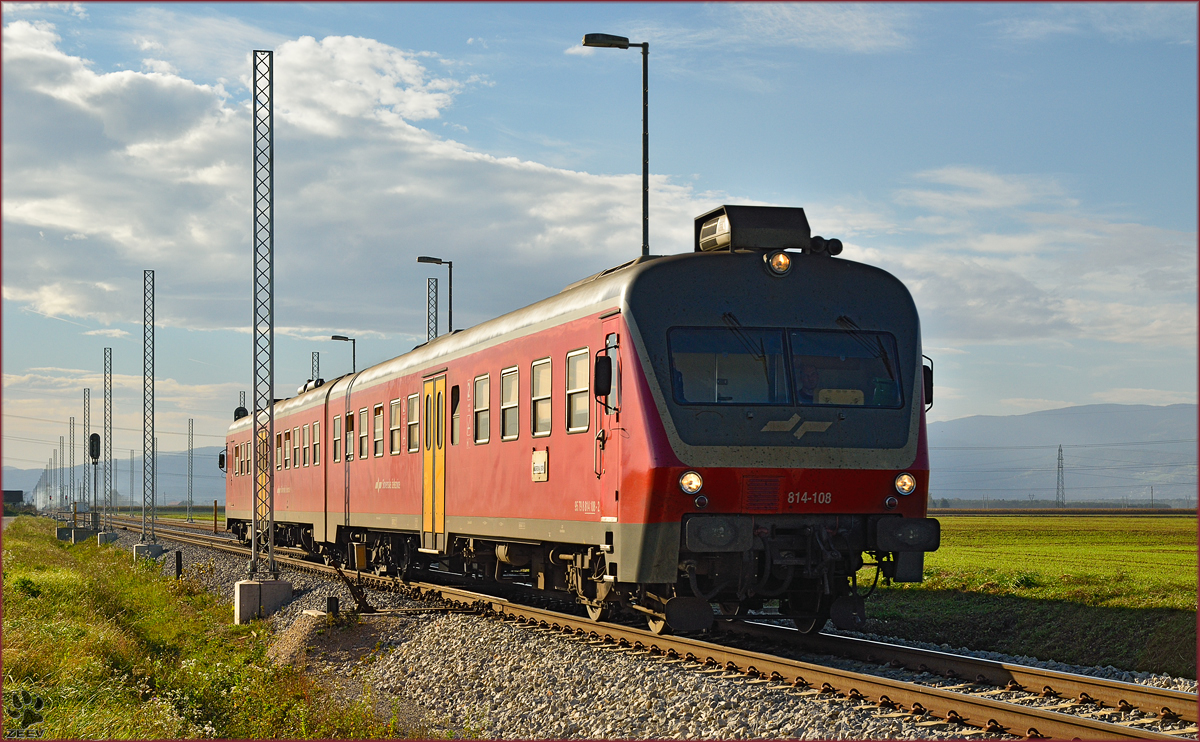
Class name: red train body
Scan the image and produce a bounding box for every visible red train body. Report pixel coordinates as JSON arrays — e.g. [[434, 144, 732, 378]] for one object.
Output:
[[225, 206, 940, 632]]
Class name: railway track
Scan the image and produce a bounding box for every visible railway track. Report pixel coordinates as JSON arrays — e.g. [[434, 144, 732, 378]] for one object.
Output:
[[127, 524, 1196, 740]]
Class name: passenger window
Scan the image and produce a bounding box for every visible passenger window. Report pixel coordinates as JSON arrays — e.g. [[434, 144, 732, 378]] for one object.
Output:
[[531, 359, 551, 436], [358, 409, 369, 459], [302, 425, 310, 467], [313, 421, 320, 466], [501, 367, 518, 440], [292, 427, 300, 468], [276, 433, 283, 470], [473, 375, 489, 444], [566, 349, 589, 433], [344, 412, 354, 461], [450, 385, 460, 445], [373, 405, 384, 456], [407, 394, 419, 452], [389, 399, 402, 454], [333, 416, 342, 463]]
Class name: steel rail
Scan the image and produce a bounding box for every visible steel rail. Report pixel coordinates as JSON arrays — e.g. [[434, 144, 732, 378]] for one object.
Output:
[[139, 526, 1190, 741], [725, 619, 1197, 727]]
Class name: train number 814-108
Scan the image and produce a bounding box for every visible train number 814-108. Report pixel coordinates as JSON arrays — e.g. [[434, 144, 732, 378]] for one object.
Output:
[[787, 491, 832, 505]]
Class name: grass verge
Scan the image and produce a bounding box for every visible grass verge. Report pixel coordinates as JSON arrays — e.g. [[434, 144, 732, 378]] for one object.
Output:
[[0, 517, 454, 739], [860, 515, 1196, 678]]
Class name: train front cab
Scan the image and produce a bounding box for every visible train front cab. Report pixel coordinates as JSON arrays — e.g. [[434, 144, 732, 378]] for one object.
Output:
[[622, 205, 940, 632]]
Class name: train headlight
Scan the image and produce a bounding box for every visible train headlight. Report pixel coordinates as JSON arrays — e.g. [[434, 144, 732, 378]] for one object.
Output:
[[679, 470, 704, 495], [765, 251, 791, 275], [894, 472, 916, 496]]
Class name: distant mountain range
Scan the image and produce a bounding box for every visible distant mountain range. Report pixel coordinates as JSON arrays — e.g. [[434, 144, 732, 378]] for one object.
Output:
[[7, 404, 1196, 507], [928, 404, 1197, 505], [5, 446, 227, 508]]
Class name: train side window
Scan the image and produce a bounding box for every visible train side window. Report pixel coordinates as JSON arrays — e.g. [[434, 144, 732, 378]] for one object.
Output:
[[566, 348, 589, 433], [292, 427, 300, 468], [437, 390, 445, 449], [358, 409, 369, 459], [389, 399, 402, 454], [276, 433, 283, 470], [313, 421, 320, 466], [473, 375, 489, 444], [233, 444, 240, 476], [373, 404, 384, 457], [302, 425, 310, 467], [424, 393, 432, 451], [333, 416, 342, 462], [531, 358, 551, 437], [450, 385, 460, 445], [501, 367, 519, 440], [407, 394, 419, 452], [345, 412, 354, 461]]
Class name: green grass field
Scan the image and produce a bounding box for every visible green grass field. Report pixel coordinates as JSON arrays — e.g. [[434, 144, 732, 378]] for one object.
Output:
[[861, 515, 1197, 677], [0, 517, 432, 739]]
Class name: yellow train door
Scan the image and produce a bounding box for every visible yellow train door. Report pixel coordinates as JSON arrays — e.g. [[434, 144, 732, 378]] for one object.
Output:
[[421, 375, 447, 552]]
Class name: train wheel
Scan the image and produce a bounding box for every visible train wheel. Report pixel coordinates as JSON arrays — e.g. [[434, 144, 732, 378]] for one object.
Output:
[[585, 602, 608, 622]]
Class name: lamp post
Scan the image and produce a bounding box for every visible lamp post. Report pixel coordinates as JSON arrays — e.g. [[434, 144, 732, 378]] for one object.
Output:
[[582, 32, 649, 258], [331, 335, 355, 373], [417, 256, 453, 333]]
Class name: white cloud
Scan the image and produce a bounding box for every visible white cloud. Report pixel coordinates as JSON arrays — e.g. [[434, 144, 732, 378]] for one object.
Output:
[[2, 20, 717, 339], [141, 58, 178, 74], [1, 3, 86, 20], [895, 166, 1072, 213], [725, 3, 913, 53], [1090, 388, 1197, 405], [82, 328, 130, 338], [564, 45, 594, 56], [992, 4, 1197, 45], [997, 397, 1073, 411]]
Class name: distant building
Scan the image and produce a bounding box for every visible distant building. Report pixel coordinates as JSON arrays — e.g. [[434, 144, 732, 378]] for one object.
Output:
[[3, 490, 25, 505]]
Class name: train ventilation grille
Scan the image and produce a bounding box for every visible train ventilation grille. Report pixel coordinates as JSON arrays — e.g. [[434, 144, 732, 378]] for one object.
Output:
[[742, 477, 781, 513]]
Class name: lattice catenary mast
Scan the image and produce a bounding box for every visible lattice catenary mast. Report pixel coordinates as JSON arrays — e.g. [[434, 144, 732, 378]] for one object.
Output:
[[427, 277, 438, 341], [187, 418, 194, 522], [143, 269, 156, 542], [82, 390, 90, 511], [58, 436, 64, 511], [1055, 444, 1065, 508], [69, 416, 76, 505], [251, 49, 278, 578], [104, 348, 113, 530]]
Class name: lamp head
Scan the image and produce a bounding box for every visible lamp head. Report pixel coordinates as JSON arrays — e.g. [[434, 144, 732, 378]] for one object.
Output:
[[331, 335, 350, 342], [416, 256, 443, 265], [583, 33, 630, 49]]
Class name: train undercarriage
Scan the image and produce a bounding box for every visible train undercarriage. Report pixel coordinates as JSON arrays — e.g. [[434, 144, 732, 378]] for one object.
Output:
[[227, 515, 912, 634]]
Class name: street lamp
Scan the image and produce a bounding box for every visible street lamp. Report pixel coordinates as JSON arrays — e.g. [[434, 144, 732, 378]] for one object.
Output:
[[330, 335, 355, 373], [582, 32, 649, 258], [416, 256, 453, 333]]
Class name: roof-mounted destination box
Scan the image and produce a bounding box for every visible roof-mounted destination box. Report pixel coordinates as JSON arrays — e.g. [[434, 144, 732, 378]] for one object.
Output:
[[694, 205, 811, 252]]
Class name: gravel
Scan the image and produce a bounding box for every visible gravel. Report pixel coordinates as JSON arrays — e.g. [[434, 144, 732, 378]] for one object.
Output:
[[113, 528, 1196, 739]]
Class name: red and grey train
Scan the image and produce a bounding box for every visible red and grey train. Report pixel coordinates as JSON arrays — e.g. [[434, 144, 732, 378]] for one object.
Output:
[[224, 205, 940, 633]]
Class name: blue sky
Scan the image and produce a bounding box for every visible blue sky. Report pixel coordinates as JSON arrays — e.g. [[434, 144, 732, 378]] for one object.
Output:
[[2, 2, 1197, 474]]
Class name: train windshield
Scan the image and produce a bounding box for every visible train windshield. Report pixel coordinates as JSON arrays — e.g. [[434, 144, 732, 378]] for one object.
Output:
[[668, 327, 903, 408]]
